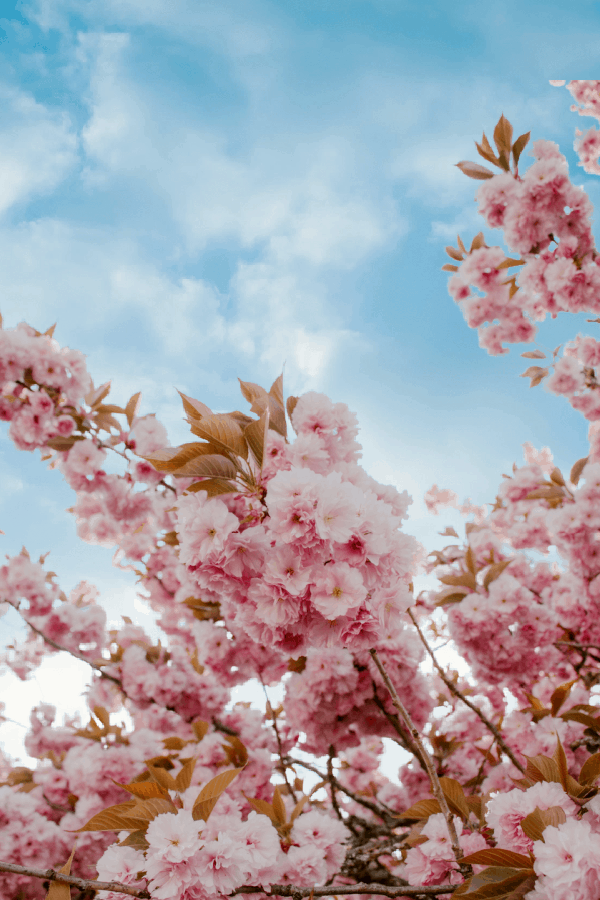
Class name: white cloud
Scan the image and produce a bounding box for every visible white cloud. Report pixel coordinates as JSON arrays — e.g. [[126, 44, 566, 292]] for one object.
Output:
[[0, 85, 77, 215]]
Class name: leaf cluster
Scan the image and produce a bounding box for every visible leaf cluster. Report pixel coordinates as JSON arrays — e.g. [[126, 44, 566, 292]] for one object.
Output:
[[455, 114, 531, 181], [75, 757, 245, 849], [246, 783, 308, 842], [142, 375, 295, 499]]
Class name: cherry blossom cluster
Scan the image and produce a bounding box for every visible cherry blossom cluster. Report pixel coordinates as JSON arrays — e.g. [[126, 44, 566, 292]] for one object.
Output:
[[8, 81, 600, 900], [175, 390, 421, 655]]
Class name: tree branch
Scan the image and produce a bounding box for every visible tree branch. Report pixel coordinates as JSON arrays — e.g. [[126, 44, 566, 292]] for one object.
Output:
[[233, 883, 457, 897], [369, 648, 468, 876], [0, 861, 149, 898], [407, 608, 525, 775], [285, 756, 396, 826], [6, 599, 123, 688]]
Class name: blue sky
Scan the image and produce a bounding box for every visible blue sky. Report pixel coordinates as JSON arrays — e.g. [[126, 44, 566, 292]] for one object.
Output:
[[2, 0, 600, 760]]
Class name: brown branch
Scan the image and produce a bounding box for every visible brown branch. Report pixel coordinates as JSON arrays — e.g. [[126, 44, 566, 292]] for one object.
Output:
[[260, 678, 298, 803], [0, 861, 149, 898], [285, 756, 395, 826], [233, 883, 457, 897], [327, 746, 346, 824], [371, 682, 428, 772], [407, 608, 525, 775], [369, 648, 468, 876], [6, 599, 123, 688]]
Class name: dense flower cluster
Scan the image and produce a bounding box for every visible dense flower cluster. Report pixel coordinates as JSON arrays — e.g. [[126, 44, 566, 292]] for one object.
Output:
[[175, 391, 419, 656], [5, 80, 600, 900]]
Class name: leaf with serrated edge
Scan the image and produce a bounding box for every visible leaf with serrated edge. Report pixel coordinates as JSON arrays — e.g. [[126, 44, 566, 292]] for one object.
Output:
[[173, 455, 239, 479], [454, 868, 535, 900], [400, 798, 441, 820], [521, 350, 546, 359], [269, 373, 285, 408], [239, 379, 270, 414], [115, 780, 168, 800], [525, 755, 561, 784], [128, 797, 177, 823], [520, 806, 565, 842], [580, 752, 600, 785], [178, 390, 212, 419], [439, 776, 469, 820], [460, 850, 532, 869], [143, 442, 226, 472], [188, 413, 248, 459], [192, 767, 244, 821], [245, 410, 269, 468], [185, 478, 238, 496], [74, 801, 138, 832], [561, 710, 600, 731], [146, 764, 176, 791]]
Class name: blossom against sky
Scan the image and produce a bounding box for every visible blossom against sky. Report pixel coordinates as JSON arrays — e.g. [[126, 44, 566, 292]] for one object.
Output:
[[1, 0, 600, 758]]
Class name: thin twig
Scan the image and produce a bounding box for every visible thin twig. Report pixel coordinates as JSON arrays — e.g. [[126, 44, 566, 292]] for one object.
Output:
[[327, 745, 354, 832], [0, 861, 149, 898], [407, 608, 525, 775], [233, 883, 457, 897], [369, 648, 468, 876], [285, 756, 396, 826], [260, 678, 298, 802], [371, 682, 428, 772], [6, 599, 123, 687]]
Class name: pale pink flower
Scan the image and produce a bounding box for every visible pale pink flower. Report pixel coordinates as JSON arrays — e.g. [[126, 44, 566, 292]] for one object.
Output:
[[310, 562, 367, 618]]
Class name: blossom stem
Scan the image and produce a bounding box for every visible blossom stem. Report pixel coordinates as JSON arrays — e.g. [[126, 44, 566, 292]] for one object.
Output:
[[369, 648, 467, 872], [0, 861, 150, 898], [407, 608, 525, 775]]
